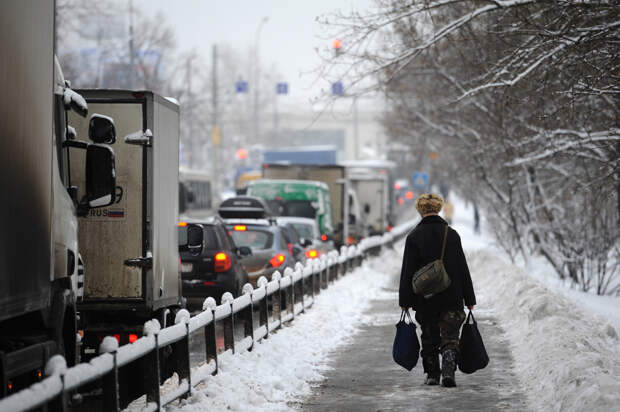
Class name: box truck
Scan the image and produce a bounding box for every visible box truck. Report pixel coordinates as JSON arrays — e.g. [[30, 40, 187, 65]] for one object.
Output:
[[67, 90, 182, 356], [262, 164, 364, 246], [0, 1, 116, 396]]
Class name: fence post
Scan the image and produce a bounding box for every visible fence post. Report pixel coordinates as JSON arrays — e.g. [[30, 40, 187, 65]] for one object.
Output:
[[173, 310, 192, 399], [257, 277, 269, 339], [99, 339, 120, 412], [221, 292, 235, 354], [284, 268, 295, 321], [272, 271, 282, 331], [145, 333, 161, 409], [295, 263, 305, 313], [202, 297, 218, 375], [242, 284, 254, 351], [44, 355, 68, 412], [309, 260, 315, 301]]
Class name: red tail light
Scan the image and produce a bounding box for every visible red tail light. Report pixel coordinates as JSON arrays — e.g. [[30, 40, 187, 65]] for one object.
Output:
[[214, 252, 232, 272], [129, 334, 138, 343], [347, 236, 355, 245], [321, 234, 328, 242], [397, 197, 404, 205], [269, 254, 285, 268], [387, 225, 393, 232], [405, 191, 414, 199], [234, 225, 247, 231], [113, 334, 120, 343], [287, 243, 294, 256], [306, 249, 318, 258]]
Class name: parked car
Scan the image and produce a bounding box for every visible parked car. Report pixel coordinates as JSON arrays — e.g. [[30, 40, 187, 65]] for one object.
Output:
[[179, 216, 251, 308], [276, 216, 333, 258], [218, 196, 297, 285]]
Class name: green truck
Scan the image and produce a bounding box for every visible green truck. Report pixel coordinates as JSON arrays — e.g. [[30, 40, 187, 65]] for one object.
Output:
[[246, 179, 335, 241]]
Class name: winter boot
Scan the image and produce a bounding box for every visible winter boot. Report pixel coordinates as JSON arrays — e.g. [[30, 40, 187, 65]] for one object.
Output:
[[422, 355, 440, 385], [441, 350, 457, 387]]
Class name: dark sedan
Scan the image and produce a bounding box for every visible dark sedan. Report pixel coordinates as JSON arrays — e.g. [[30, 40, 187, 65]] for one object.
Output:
[[179, 217, 251, 308]]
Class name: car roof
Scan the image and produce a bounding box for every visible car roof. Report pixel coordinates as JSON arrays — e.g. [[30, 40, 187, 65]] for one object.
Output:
[[275, 216, 317, 226], [222, 218, 273, 227], [248, 178, 329, 190], [178, 216, 224, 226]]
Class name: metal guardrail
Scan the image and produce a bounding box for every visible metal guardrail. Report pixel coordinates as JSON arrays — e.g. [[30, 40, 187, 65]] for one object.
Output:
[[0, 221, 414, 412]]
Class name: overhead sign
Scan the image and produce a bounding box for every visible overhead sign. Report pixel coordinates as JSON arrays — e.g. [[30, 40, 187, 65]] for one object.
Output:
[[412, 171, 429, 190], [235, 80, 248, 93], [331, 81, 344, 96], [276, 82, 288, 94]]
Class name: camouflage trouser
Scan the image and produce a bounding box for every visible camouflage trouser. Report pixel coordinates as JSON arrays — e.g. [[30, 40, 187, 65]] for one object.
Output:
[[415, 309, 466, 357]]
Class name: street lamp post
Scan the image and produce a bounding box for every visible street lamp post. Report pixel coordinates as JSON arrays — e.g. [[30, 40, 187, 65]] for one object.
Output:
[[253, 16, 269, 145]]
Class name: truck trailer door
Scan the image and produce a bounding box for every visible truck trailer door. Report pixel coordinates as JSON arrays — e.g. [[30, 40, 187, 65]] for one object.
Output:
[[69, 103, 145, 299]]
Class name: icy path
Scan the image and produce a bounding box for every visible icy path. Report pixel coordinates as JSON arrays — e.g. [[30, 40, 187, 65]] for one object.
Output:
[[298, 268, 528, 411], [153, 248, 404, 411]]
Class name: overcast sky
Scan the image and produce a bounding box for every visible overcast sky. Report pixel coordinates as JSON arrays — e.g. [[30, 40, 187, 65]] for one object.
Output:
[[135, 0, 374, 109]]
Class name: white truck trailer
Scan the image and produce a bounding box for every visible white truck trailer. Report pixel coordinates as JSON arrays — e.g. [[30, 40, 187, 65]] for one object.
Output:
[[0, 1, 117, 396], [68, 90, 182, 355]]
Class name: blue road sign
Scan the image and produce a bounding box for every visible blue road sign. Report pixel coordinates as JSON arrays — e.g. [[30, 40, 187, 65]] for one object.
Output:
[[412, 171, 429, 190], [276, 82, 289, 94], [235, 80, 248, 93], [331, 81, 344, 96]]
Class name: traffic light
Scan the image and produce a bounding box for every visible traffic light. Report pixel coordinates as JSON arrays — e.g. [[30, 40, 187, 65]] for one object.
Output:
[[333, 39, 342, 57]]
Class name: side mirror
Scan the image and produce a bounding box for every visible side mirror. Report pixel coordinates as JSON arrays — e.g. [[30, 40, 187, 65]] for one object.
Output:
[[179, 224, 203, 254], [85, 144, 115, 208], [364, 204, 370, 214], [89, 114, 116, 144], [237, 246, 252, 257], [300, 238, 312, 247], [348, 214, 357, 225]]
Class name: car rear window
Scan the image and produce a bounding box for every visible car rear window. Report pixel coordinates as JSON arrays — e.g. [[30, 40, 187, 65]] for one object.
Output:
[[230, 229, 273, 249], [291, 223, 314, 240], [202, 227, 220, 249]]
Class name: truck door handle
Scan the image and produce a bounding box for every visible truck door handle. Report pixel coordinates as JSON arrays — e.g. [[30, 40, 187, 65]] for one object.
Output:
[[124, 257, 153, 269]]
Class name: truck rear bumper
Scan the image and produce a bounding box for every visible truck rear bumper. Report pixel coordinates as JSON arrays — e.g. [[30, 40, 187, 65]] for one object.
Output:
[[0, 341, 57, 396]]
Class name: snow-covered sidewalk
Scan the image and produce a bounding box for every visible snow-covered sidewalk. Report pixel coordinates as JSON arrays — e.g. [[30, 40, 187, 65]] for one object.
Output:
[[452, 200, 620, 411], [149, 247, 403, 411]]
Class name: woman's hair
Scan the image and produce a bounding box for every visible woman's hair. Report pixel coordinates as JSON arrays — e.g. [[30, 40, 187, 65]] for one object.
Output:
[[415, 193, 444, 215]]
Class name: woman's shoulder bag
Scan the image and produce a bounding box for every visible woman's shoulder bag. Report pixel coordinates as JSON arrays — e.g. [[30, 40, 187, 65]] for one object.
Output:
[[411, 224, 451, 298]]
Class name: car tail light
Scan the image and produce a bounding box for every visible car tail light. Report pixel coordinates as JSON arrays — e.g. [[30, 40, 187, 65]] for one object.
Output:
[[129, 334, 138, 343], [287, 243, 294, 256], [397, 197, 404, 205], [234, 225, 247, 231], [269, 253, 285, 268], [306, 249, 318, 258], [178, 221, 188, 227], [113, 334, 121, 343], [347, 236, 355, 245], [405, 191, 414, 199], [387, 225, 393, 232], [321, 234, 328, 242], [214, 252, 232, 272]]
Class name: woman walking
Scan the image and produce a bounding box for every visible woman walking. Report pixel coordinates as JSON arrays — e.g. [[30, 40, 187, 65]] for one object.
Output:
[[399, 193, 476, 387]]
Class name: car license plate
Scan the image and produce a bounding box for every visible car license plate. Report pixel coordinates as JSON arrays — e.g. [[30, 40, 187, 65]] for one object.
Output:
[[181, 263, 193, 273]]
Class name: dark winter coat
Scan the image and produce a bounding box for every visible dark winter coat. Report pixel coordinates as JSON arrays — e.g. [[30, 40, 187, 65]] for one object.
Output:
[[399, 215, 476, 312]]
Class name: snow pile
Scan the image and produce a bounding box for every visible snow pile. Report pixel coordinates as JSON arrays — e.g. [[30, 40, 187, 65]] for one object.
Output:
[[469, 249, 620, 412], [156, 247, 403, 412]]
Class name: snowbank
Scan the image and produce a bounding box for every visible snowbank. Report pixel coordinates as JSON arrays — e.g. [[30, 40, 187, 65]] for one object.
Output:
[[153, 247, 403, 411], [469, 249, 620, 412]]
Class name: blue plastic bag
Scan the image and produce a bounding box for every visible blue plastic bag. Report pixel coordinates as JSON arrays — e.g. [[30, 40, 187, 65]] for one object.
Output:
[[392, 309, 420, 371]]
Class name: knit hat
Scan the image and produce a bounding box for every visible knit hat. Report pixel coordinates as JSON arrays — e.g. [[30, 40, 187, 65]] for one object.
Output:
[[415, 193, 444, 215]]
